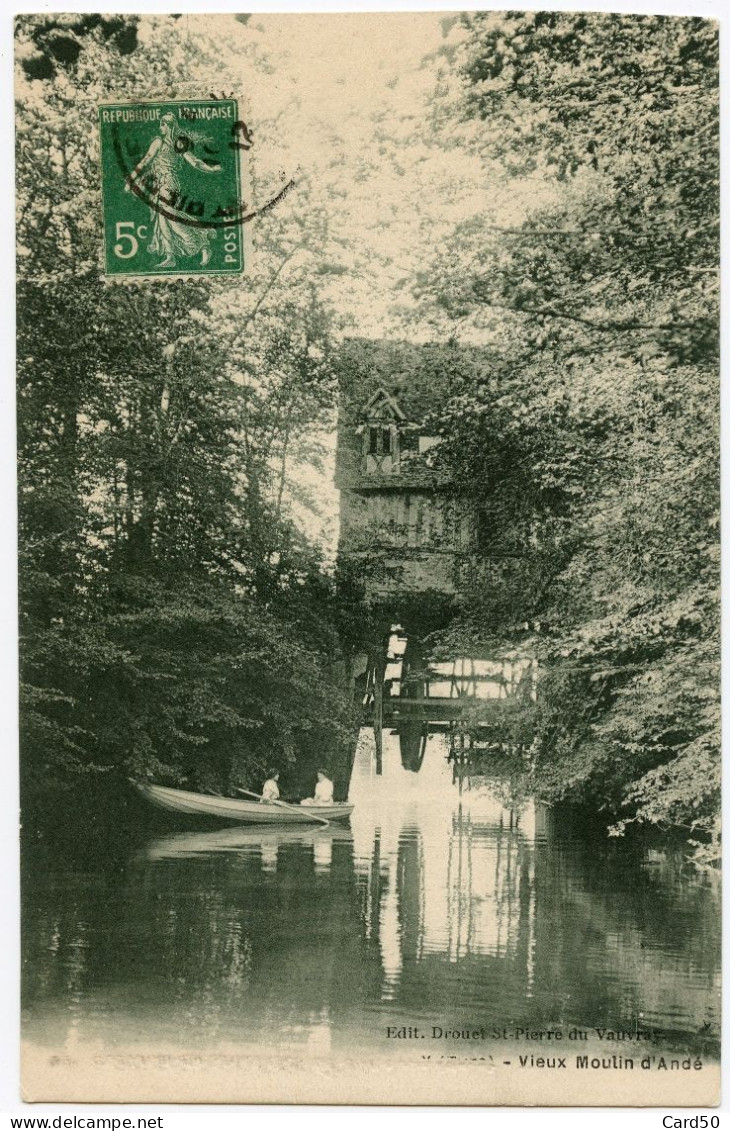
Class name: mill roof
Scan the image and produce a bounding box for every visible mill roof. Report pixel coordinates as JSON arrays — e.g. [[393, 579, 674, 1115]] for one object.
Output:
[[335, 339, 494, 492], [336, 337, 493, 424]]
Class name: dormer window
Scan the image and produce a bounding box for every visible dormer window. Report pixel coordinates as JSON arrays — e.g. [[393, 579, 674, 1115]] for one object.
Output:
[[361, 387, 405, 475], [366, 422, 398, 473], [369, 425, 392, 456]]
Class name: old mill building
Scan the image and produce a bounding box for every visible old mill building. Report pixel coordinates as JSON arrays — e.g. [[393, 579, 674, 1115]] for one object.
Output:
[[335, 339, 536, 775]]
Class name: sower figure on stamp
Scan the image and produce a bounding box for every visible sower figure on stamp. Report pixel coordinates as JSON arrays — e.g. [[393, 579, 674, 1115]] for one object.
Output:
[[125, 112, 220, 268]]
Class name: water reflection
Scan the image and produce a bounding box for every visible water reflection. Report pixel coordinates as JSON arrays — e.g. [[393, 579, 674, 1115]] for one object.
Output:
[[22, 729, 720, 1060], [349, 729, 539, 988], [140, 825, 351, 874]]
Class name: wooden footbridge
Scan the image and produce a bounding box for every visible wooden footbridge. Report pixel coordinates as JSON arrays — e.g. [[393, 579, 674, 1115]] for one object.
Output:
[[356, 632, 536, 773]]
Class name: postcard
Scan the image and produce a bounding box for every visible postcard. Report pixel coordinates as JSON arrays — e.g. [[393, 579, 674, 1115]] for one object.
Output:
[[15, 9, 720, 1106]]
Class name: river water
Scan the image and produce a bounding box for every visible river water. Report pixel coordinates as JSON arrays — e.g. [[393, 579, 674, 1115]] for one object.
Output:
[[22, 731, 720, 1096]]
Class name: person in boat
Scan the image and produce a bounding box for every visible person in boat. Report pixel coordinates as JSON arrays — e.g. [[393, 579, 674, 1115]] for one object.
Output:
[[261, 771, 281, 803], [301, 770, 334, 807]]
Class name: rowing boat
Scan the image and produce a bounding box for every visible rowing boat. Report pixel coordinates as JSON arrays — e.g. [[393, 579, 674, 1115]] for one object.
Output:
[[132, 781, 354, 824]]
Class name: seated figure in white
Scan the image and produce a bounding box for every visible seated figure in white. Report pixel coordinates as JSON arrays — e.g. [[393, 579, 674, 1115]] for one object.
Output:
[[261, 771, 281, 803], [301, 770, 334, 806]]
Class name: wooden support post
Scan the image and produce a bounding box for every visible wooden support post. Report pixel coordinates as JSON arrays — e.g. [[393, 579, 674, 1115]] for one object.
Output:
[[373, 646, 385, 775]]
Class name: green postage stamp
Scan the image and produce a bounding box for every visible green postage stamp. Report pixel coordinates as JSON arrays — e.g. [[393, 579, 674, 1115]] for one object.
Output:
[[98, 98, 248, 279]]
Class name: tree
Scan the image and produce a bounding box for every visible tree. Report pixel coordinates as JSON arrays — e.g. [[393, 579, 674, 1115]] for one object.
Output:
[[417, 13, 719, 852], [16, 14, 357, 802]]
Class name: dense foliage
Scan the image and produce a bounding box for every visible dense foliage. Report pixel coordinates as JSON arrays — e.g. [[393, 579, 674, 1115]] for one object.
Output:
[[17, 15, 356, 801], [421, 13, 719, 855], [16, 13, 719, 855]]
